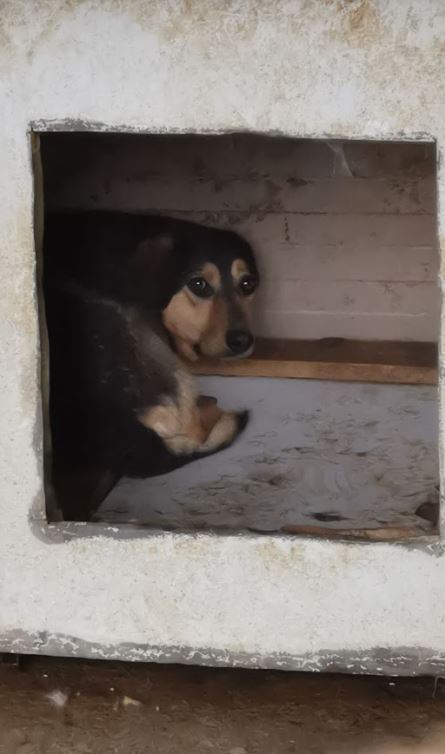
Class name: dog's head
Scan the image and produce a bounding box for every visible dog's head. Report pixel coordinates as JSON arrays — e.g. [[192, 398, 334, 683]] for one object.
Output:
[[133, 218, 259, 361]]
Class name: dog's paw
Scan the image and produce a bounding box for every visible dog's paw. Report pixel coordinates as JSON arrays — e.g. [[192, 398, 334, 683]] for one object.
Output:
[[197, 394, 218, 408], [200, 408, 249, 453]]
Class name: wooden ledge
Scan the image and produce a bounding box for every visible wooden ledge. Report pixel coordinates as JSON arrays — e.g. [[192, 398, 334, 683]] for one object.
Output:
[[192, 338, 438, 386]]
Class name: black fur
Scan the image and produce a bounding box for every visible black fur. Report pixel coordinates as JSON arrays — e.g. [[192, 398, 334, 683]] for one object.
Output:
[[43, 211, 257, 519]]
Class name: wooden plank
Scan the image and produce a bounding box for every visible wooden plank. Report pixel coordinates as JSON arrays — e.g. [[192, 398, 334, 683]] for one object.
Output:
[[55, 177, 434, 215], [287, 213, 436, 247], [257, 244, 437, 283], [255, 311, 438, 343], [191, 338, 438, 385], [259, 280, 437, 315], [193, 359, 436, 385], [203, 338, 438, 367], [280, 524, 432, 541]]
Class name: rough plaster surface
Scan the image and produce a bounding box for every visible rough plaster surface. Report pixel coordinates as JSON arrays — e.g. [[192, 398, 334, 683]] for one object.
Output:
[[1, 0, 445, 671]]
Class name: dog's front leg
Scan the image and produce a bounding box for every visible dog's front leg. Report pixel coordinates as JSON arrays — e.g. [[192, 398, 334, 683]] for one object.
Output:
[[138, 373, 247, 458]]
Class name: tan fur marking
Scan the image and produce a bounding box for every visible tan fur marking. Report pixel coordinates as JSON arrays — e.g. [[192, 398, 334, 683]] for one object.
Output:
[[231, 258, 249, 283], [162, 263, 228, 359], [139, 368, 240, 456], [163, 289, 213, 349], [201, 262, 221, 290], [239, 294, 254, 322], [139, 369, 202, 454], [198, 296, 229, 357], [173, 336, 200, 362], [142, 402, 182, 439]]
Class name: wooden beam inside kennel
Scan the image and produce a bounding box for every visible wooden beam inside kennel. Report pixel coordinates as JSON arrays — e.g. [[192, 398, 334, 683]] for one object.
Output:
[[192, 338, 438, 386]]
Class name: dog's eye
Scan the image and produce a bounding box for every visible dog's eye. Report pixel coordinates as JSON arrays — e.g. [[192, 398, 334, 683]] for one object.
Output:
[[187, 277, 214, 299], [239, 275, 257, 296]]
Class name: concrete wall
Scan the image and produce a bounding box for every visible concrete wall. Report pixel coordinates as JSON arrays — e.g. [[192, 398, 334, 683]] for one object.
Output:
[[1, 0, 445, 674], [42, 134, 439, 341]]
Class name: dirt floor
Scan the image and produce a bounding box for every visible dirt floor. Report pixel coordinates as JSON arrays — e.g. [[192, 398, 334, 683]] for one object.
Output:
[[1, 657, 445, 754]]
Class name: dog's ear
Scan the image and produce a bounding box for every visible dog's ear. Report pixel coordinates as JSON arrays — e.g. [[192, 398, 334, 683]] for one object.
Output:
[[128, 234, 183, 307], [133, 234, 174, 274]]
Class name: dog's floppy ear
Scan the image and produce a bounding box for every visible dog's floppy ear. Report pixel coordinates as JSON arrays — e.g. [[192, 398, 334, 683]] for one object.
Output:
[[133, 234, 174, 275], [137, 233, 173, 255], [128, 234, 183, 308]]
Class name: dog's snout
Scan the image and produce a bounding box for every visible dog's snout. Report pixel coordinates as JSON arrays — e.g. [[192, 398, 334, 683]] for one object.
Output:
[[226, 329, 254, 355]]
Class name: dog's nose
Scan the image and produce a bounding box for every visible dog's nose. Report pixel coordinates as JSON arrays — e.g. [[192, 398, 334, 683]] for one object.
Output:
[[226, 329, 254, 355]]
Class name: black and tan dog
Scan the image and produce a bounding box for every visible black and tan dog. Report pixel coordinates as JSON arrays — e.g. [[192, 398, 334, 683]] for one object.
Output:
[[43, 211, 259, 519]]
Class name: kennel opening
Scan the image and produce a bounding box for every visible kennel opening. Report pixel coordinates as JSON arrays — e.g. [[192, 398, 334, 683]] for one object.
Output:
[[37, 132, 440, 540]]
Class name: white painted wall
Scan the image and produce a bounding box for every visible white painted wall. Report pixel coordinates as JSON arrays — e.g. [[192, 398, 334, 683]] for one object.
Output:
[[43, 135, 439, 341], [1, 0, 445, 673]]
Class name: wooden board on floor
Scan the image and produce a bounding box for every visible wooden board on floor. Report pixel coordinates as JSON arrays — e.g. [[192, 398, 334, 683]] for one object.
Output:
[[192, 338, 438, 385], [280, 524, 432, 541]]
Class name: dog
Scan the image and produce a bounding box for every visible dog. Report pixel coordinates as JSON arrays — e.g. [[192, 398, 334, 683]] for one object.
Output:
[[43, 211, 259, 519]]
